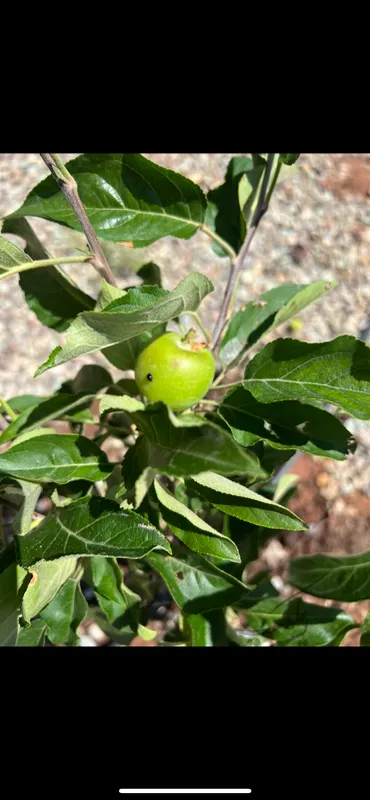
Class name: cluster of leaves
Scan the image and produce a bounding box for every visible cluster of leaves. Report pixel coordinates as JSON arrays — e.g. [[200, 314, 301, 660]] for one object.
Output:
[[1, 152, 370, 647]]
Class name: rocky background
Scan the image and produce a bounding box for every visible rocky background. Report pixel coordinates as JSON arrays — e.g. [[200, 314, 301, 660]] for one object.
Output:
[[1, 152, 370, 645]]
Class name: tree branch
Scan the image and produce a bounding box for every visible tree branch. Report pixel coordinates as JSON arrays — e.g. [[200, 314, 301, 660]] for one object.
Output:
[[40, 153, 117, 287], [212, 153, 275, 350]]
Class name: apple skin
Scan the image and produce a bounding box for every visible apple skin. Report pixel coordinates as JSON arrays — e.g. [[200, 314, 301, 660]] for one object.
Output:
[[135, 332, 215, 411]]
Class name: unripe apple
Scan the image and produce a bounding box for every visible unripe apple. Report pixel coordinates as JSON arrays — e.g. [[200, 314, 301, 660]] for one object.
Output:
[[135, 331, 215, 411]]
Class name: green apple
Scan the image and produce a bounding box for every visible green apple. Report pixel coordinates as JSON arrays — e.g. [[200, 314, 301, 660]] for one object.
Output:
[[135, 331, 215, 411]]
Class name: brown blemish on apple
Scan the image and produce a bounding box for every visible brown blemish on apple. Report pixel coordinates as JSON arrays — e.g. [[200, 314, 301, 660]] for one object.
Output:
[[29, 571, 38, 585], [190, 342, 207, 352]]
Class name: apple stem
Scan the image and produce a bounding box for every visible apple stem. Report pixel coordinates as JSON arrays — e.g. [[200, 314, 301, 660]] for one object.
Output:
[[181, 328, 197, 345]]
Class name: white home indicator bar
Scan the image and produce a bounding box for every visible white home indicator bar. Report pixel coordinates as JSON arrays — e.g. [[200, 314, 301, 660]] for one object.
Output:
[[119, 791, 252, 795]]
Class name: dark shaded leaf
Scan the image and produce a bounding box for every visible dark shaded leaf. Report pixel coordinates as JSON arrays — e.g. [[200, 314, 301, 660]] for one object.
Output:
[[245, 595, 355, 646], [108, 378, 140, 397], [100, 396, 266, 479], [205, 156, 263, 256], [279, 154, 300, 165], [360, 611, 370, 646], [59, 364, 112, 395], [219, 387, 355, 460], [220, 517, 274, 579], [2, 218, 94, 330], [138, 262, 162, 287]]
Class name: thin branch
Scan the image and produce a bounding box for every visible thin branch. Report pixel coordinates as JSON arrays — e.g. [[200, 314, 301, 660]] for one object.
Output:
[[0, 254, 92, 282], [40, 153, 117, 287], [212, 154, 275, 350]]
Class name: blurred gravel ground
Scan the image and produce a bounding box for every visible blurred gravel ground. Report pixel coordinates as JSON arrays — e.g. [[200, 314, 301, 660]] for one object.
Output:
[[1, 153, 370, 494]]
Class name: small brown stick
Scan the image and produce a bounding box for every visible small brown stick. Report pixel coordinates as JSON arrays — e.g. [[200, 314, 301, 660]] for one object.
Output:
[[40, 153, 117, 287]]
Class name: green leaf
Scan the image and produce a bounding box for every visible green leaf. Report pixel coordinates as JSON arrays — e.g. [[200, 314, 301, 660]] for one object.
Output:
[[7, 395, 43, 413], [6, 427, 56, 448], [17, 618, 47, 647], [15, 495, 171, 568], [220, 282, 336, 365], [206, 157, 261, 256], [183, 610, 228, 646], [100, 396, 266, 479], [226, 627, 264, 647], [40, 577, 88, 645], [188, 472, 307, 531], [288, 551, 370, 601], [153, 478, 240, 562], [105, 285, 168, 311], [243, 336, 370, 419], [138, 262, 162, 287], [279, 154, 300, 165], [238, 166, 265, 224], [86, 556, 141, 632], [0, 234, 33, 276], [360, 611, 370, 646], [1, 219, 94, 331], [59, 364, 112, 395], [0, 393, 97, 444], [35, 272, 213, 375], [87, 606, 136, 645], [94, 280, 126, 311], [7, 153, 207, 246], [273, 473, 299, 505], [108, 378, 140, 397], [13, 479, 41, 535], [145, 550, 247, 614], [219, 387, 355, 460], [0, 433, 112, 485], [121, 436, 155, 509], [103, 326, 166, 371], [0, 545, 29, 646], [220, 517, 273, 579], [245, 596, 355, 646], [22, 556, 77, 623]]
